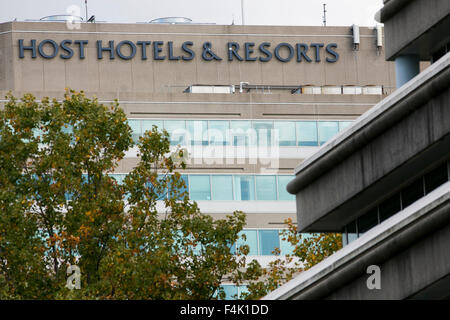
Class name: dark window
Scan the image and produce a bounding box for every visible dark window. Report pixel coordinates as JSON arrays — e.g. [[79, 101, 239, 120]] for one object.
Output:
[[357, 207, 379, 235], [379, 193, 401, 222], [424, 163, 448, 194], [431, 42, 449, 63], [346, 221, 357, 243], [401, 177, 424, 208]]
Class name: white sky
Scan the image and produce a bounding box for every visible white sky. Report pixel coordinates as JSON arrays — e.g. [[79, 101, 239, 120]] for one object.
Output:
[[0, 0, 383, 26]]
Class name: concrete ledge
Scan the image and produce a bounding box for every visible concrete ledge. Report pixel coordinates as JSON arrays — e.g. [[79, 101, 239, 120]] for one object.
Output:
[[376, 0, 414, 23]]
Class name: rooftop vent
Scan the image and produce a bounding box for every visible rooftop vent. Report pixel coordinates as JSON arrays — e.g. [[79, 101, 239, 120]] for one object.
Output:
[[40, 15, 83, 22], [149, 17, 192, 24]]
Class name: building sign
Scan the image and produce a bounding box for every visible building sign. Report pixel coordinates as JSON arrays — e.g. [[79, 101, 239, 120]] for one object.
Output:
[[18, 39, 339, 63]]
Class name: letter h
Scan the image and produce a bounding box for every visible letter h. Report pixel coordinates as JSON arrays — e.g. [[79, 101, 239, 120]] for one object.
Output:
[[97, 40, 115, 59], [19, 39, 37, 58]]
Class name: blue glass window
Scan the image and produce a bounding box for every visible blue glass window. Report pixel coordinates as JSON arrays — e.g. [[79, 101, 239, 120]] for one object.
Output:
[[238, 285, 249, 299], [318, 121, 339, 145], [279, 231, 295, 255], [110, 174, 125, 185], [189, 175, 211, 200], [208, 120, 230, 146], [61, 123, 73, 134], [164, 120, 186, 146], [236, 230, 258, 255], [211, 175, 233, 200], [255, 175, 277, 200], [169, 174, 189, 199], [186, 120, 208, 146], [277, 176, 295, 200], [146, 174, 168, 200], [258, 230, 280, 255], [339, 121, 353, 132], [234, 175, 255, 200], [221, 285, 238, 300], [230, 121, 253, 146], [128, 119, 141, 142], [142, 120, 163, 135], [296, 121, 318, 146], [274, 121, 296, 146], [253, 121, 273, 147]]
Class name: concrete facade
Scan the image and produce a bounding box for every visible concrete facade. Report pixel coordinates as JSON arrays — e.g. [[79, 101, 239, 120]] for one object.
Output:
[[378, 0, 450, 61]]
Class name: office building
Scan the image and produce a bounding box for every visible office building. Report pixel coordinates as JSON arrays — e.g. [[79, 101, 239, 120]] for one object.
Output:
[[0, 17, 396, 298]]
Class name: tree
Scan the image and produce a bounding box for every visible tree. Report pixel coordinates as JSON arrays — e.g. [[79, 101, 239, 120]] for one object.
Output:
[[241, 218, 342, 300], [0, 90, 253, 299], [0, 90, 342, 300]]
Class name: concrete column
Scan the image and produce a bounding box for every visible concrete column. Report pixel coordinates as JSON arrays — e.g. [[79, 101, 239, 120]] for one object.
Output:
[[395, 54, 420, 88]]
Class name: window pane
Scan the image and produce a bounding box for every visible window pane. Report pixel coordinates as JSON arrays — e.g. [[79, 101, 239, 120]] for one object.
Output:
[[186, 120, 208, 146], [189, 175, 211, 200], [110, 174, 125, 185], [253, 121, 273, 147], [379, 193, 401, 222], [169, 174, 188, 199], [128, 119, 141, 142], [401, 177, 424, 208], [318, 121, 339, 145], [346, 221, 357, 243], [141, 120, 163, 134], [258, 230, 280, 255], [296, 121, 318, 146], [208, 120, 230, 146], [147, 174, 168, 200], [339, 121, 353, 131], [279, 230, 295, 255], [255, 176, 277, 200], [357, 207, 379, 236], [230, 121, 253, 146], [235, 230, 258, 255], [211, 175, 233, 200], [221, 285, 238, 300], [164, 120, 186, 146], [61, 124, 73, 134], [234, 175, 255, 200], [277, 176, 295, 200], [424, 163, 448, 194], [274, 121, 296, 146], [342, 227, 348, 246], [238, 285, 249, 299]]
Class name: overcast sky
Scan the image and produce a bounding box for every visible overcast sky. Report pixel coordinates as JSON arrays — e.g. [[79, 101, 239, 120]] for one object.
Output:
[[0, 0, 383, 26]]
